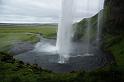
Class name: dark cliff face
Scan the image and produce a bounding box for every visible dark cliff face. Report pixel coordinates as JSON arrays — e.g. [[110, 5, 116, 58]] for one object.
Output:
[[73, 0, 124, 41], [102, 0, 124, 68], [103, 0, 124, 35]]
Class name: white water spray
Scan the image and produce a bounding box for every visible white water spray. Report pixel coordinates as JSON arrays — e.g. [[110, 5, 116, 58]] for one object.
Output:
[[34, 0, 105, 64], [56, 0, 74, 63]]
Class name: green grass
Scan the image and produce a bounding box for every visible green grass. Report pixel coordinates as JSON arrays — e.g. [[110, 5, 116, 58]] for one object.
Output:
[[0, 52, 124, 82], [0, 25, 57, 52], [0, 53, 79, 82], [0, 25, 57, 37], [0, 33, 37, 52], [103, 33, 124, 70], [108, 38, 124, 69]]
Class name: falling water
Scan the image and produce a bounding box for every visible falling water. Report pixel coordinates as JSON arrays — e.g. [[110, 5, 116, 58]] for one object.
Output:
[[96, 0, 105, 47], [84, 0, 92, 55], [85, 18, 91, 55], [56, 0, 74, 63], [34, 0, 105, 63], [84, 0, 105, 55]]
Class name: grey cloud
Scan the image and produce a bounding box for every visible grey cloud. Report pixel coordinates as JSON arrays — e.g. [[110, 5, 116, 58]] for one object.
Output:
[[0, 0, 104, 23]]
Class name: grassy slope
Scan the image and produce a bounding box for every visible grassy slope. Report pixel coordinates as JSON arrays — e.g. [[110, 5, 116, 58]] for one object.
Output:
[[102, 3, 124, 69], [0, 52, 79, 82], [110, 39, 124, 69], [0, 52, 124, 82], [103, 33, 124, 69], [73, 14, 97, 41]]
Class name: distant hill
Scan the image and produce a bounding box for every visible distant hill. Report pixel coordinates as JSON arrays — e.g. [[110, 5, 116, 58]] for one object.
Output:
[[0, 23, 58, 27]]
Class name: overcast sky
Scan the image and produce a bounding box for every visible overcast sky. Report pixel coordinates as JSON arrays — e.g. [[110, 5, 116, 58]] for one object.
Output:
[[0, 0, 104, 23]]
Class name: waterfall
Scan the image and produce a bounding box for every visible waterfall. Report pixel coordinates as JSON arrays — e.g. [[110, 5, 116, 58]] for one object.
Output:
[[81, 0, 105, 55], [85, 18, 91, 55], [56, 0, 105, 63], [96, 0, 105, 47], [84, 0, 92, 55], [56, 0, 74, 63]]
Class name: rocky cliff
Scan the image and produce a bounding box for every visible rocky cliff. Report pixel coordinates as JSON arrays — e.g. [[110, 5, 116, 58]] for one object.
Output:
[[103, 0, 124, 35], [74, 0, 124, 68]]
